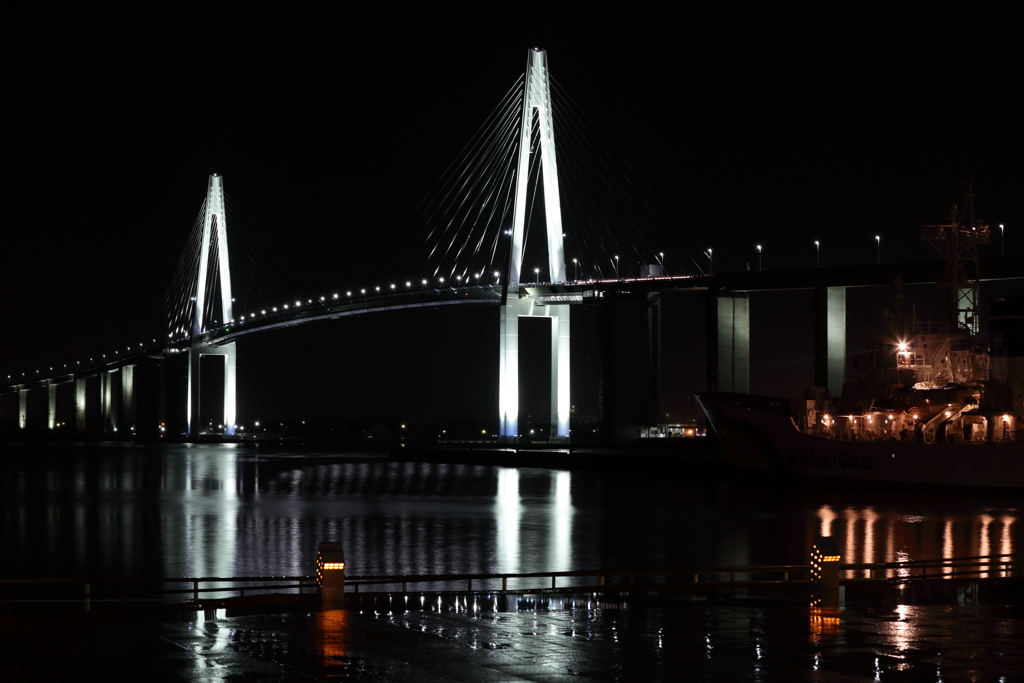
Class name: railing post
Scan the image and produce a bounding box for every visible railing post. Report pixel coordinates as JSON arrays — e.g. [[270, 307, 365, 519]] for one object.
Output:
[[84, 583, 91, 612], [552, 575, 556, 589], [193, 580, 199, 603], [599, 576, 605, 586], [467, 578, 472, 591], [783, 572, 789, 581], [299, 579, 304, 595], [502, 576, 507, 591], [401, 581, 407, 592], [692, 574, 698, 583]]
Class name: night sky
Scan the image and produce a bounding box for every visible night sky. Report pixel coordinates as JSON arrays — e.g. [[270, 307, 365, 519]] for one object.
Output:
[[4, 8, 1020, 429]]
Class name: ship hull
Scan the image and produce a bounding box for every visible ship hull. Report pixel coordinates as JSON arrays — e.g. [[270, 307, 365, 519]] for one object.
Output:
[[696, 393, 1023, 490]]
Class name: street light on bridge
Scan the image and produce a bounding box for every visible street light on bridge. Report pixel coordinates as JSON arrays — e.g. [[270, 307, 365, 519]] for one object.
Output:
[[815, 241, 820, 268], [614, 255, 619, 279], [573, 258, 577, 281], [1000, 224, 1005, 255], [875, 235, 881, 264], [757, 245, 762, 271], [534, 267, 540, 283]]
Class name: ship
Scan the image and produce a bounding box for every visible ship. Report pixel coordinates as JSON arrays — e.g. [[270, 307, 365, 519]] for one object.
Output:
[[697, 184, 1023, 490]]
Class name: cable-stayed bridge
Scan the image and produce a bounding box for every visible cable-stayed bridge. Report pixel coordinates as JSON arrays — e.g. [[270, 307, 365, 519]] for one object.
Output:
[[4, 49, 1022, 442]]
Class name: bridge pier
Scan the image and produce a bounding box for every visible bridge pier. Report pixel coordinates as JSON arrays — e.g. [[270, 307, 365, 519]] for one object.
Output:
[[121, 365, 135, 433], [47, 381, 56, 430], [99, 370, 118, 434], [188, 342, 237, 436], [814, 284, 846, 397], [705, 291, 750, 394], [499, 290, 570, 442], [75, 377, 87, 433]]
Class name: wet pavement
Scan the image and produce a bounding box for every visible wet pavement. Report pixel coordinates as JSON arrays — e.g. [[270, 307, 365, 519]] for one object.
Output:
[[3, 597, 1023, 681]]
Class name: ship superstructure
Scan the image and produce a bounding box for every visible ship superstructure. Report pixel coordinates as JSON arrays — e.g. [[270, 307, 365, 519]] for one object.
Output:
[[698, 184, 1020, 490]]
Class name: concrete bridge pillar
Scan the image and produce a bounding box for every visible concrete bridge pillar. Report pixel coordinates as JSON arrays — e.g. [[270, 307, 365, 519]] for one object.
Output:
[[18, 388, 27, 429], [706, 292, 750, 394], [75, 377, 87, 433], [498, 290, 570, 442], [188, 342, 237, 436], [121, 365, 136, 433], [814, 284, 847, 397], [498, 289, 521, 441], [99, 370, 117, 434], [47, 382, 56, 430], [549, 304, 571, 441]]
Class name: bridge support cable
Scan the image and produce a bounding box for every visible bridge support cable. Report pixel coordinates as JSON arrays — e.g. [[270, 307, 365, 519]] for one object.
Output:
[[164, 200, 207, 341], [549, 77, 664, 278], [421, 77, 525, 283]]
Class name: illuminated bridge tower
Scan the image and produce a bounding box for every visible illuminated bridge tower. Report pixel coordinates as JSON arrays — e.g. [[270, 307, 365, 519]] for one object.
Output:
[[188, 174, 237, 436], [499, 48, 570, 442]]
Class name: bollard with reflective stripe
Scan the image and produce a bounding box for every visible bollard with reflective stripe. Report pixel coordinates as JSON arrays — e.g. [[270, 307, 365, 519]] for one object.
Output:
[[317, 541, 346, 609], [810, 536, 842, 608]]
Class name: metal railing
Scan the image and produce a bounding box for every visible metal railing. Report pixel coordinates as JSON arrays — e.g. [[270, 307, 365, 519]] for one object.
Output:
[[2, 553, 1018, 613], [0, 576, 312, 612], [343, 565, 809, 594]]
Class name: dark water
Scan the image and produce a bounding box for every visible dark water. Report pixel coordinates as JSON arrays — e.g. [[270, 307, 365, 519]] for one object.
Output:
[[1, 442, 1019, 581], [3, 442, 1023, 680]]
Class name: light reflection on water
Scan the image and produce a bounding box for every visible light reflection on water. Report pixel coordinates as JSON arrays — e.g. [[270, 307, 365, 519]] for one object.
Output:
[[816, 503, 1019, 579], [0, 443, 1020, 584]]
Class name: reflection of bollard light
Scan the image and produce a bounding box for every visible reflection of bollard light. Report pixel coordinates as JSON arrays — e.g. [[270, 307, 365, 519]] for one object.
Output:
[[317, 541, 346, 606]]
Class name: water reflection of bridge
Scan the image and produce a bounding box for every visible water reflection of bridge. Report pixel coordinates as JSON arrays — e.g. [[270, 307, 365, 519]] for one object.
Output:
[[5, 446, 1018, 585]]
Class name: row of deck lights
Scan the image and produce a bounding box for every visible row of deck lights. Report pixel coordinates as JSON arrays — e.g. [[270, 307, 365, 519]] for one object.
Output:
[[233, 273, 504, 324], [11, 255, 685, 379], [8, 340, 160, 381], [231, 253, 684, 323], [230, 251, 683, 323]]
